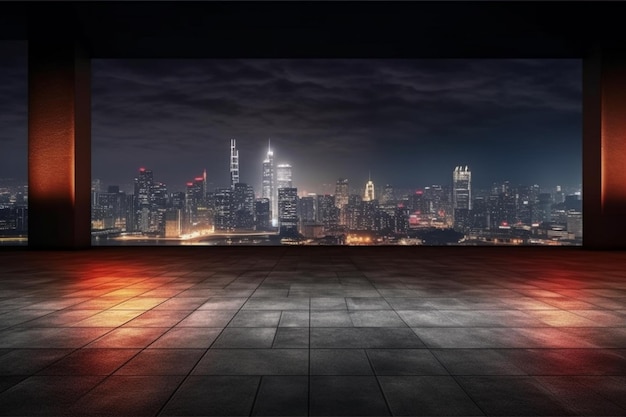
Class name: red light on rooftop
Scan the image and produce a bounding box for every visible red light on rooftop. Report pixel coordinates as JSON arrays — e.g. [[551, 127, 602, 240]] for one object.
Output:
[[194, 177, 203, 181], [186, 182, 193, 186], [415, 190, 423, 195], [139, 167, 145, 172]]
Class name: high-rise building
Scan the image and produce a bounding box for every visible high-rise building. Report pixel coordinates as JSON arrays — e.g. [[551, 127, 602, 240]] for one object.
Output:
[[278, 187, 298, 236], [134, 168, 154, 232], [254, 198, 271, 231], [165, 209, 182, 238], [452, 166, 472, 211], [232, 182, 255, 229], [317, 194, 339, 230], [214, 188, 233, 231], [452, 166, 471, 229], [277, 164, 293, 189], [262, 140, 277, 225], [230, 139, 239, 188], [335, 178, 349, 226], [381, 184, 395, 204], [152, 182, 168, 234], [537, 193, 552, 223], [185, 176, 205, 226], [452, 166, 472, 230], [299, 195, 317, 223], [334, 178, 349, 208], [567, 211, 583, 239], [364, 174, 375, 202]]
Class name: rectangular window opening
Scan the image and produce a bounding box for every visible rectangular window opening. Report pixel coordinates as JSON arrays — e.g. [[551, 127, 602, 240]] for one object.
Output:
[[91, 59, 582, 247], [0, 40, 28, 246]]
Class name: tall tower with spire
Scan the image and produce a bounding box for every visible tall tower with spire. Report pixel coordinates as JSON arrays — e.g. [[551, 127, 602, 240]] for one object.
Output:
[[364, 172, 375, 201], [262, 139, 277, 225], [230, 139, 239, 188]]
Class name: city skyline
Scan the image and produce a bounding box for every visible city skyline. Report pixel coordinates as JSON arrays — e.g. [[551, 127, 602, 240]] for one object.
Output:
[[0, 44, 582, 192], [83, 157, 582, 245]]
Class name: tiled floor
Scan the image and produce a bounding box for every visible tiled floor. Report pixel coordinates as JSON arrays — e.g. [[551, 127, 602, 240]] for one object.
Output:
[[1, 246, 626, 416]]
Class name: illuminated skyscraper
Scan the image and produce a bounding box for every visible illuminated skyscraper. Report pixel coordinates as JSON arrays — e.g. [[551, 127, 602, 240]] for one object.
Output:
[[278, 187, 298, 236], [452, 166, 471, 228], [317, 194, 339, 229], [134, 168, 153, 232], [214, 187, 234, 231], [185, 176, 205, 225], [452, 166, 472, 210], [364, 173, 375, 202], [262, 140, 277, 225], [233, 182, 255, 229], [335, 178, 349, 209], [277, 164, 293, 189], [230, 139, 239, 188], [335, 178, 349, 226]]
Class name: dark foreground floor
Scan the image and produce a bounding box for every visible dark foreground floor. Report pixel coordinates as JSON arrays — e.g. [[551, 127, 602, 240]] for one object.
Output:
[[1, 246, 626, 416]]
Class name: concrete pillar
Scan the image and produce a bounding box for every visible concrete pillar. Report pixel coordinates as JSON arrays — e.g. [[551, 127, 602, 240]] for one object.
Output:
[[583, 50, 626, 248], [28, 36, 91, 248]]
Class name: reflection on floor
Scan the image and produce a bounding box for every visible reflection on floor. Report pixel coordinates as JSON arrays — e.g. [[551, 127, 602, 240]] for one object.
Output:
[[0, 247, 626, 416]]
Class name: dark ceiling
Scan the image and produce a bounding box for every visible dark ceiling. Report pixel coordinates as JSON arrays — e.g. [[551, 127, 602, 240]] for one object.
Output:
[[0, 1, 621, 58]]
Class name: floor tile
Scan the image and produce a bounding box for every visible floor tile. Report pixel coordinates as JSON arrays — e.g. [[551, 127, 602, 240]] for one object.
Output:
[[251, 376, 308, 416], [176, 310, 237, 327], [311, 310, 353, 327], [70, 375, 184, 416], [310, 349, 373, 375], [367, 349, 449, 375], [148, 327, 222, 348], [115, 349, 204, 375], [193, 349, 308, 375], [38, 348, 140, 375], [160, 375, 259, 416], [228, 310, 281, 327], [310, 375, 390, 416], [87, 327, 169, 348], [311, 328, 425, 348], [456, 376, 576, 416], [349, 310, 406, 327], [278, 311, 309, 327], [0, 375, 105, 416], [272, 327, 309, 348], [346, 297, 392, 310], [431, 348, 527, 375], [379, 375, 484, 416], [212, 327, 277, 348]]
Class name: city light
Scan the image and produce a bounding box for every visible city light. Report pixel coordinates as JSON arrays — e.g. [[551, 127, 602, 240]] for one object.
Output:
[[2, 146, 583, 246], [76, 140, 584, 246]]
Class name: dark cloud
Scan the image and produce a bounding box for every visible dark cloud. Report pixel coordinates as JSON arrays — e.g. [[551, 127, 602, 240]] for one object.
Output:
[[0, 41, 27, 181], [94, 59, 582, 193], [0, 50, 581, 192]]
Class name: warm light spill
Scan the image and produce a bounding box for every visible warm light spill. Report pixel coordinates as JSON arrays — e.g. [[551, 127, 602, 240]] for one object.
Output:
[[601, 63, 626, 213]]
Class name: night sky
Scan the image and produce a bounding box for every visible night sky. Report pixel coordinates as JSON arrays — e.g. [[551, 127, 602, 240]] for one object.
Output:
[[1, 40, 582, 195]]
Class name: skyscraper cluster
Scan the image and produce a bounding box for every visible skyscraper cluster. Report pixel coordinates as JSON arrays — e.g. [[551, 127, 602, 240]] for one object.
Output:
[[86, 151, 582, 245]]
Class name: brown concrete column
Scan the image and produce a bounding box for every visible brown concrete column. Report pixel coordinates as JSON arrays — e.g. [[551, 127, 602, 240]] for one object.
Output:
[[583, 50, 626, 248], [28, 37, 91, 248]]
